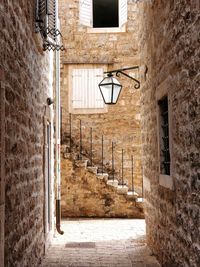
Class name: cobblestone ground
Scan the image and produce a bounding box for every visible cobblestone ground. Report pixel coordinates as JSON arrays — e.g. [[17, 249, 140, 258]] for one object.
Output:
[[41, 219, 160, 267]]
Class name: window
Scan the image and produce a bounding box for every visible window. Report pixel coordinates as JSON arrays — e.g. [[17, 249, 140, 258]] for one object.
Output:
[[93, 0, 118, 28], [79, 0, 127, 31], [36, 0, 56, 40], [158, 96, 170, 175], [69, 66, 106, 113], [35, 0, 64, 51]]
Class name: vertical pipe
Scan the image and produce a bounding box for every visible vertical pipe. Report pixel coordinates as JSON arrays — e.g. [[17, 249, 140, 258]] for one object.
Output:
[[131, 155, 134, 192], [141, 162, 144, 198], [102, 135, 104, 174], [90, 128, 93, 166], [79, 119, 82, 160], [122, 149, 124, 186], [112, 141, 114, 180], [69, 113, 72, 152], [60, 107, 63, 145], [55, 1, 64, 235]]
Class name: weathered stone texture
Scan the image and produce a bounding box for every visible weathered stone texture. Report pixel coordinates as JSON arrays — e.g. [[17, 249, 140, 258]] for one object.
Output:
[[61, 151, 144, 218], [139, 1, 200, 266], [59, 0, 143, 193], [0, 1, 53, 266]]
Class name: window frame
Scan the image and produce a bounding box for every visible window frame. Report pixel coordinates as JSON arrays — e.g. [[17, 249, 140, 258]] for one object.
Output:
[[68, 64, 108, 114], [158, 96, 170, 176], [79, 0, 127, 33], [156, 79, 174, 190]]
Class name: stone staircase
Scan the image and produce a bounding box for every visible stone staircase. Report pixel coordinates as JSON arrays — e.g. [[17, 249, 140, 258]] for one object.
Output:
[[61, 143, 144, 218]]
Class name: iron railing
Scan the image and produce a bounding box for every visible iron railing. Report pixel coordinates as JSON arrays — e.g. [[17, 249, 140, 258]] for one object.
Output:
[[61, 116, 143, 196]]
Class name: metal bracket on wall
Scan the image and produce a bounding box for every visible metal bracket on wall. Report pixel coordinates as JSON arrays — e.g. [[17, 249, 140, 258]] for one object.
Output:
[[104, 66, 140, 89]]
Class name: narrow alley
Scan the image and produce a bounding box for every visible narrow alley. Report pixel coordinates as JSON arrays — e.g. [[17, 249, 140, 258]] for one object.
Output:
[[41, 219, 160, 267], [0, 1, 199, 267]]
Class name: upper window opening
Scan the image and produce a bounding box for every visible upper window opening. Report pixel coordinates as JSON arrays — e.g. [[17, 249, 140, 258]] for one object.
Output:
[[79, 0, 127, 31], [93, 0, 119, 28]]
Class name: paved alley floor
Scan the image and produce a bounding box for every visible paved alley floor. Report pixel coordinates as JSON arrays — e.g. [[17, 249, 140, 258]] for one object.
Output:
[[41, 219, 161, 267]]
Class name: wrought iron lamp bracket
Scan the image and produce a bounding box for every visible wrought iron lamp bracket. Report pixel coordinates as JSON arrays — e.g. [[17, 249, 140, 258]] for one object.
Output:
[[104, 66, 140, 89]]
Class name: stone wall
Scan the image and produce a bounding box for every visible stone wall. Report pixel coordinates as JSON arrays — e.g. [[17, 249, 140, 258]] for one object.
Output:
[[139, 1, 200, 266], [0, 1, 54, 266], [61, 152, 144, 218], [59, 0, 143, 193]]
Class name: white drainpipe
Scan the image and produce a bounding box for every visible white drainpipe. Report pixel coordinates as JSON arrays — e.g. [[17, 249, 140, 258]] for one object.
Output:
[[55, 0, 64, 235]]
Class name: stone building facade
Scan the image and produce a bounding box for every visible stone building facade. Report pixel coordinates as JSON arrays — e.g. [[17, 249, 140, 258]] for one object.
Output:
[[138, 1, 200, 266], [59, 0, 144, 214], [0, 1, 199, 266], [0, 1, 55, 266]]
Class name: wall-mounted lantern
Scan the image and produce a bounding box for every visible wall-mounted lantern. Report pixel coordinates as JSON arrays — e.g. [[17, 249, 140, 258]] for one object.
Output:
[[98, 74, 122, 105], [99, 66, 140, 105]]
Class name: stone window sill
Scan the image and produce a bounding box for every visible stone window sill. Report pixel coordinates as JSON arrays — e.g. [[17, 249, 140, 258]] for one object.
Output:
[[87, 25, 126, 34], [70, 107, 108, 114], [159, 174, 174, 190]]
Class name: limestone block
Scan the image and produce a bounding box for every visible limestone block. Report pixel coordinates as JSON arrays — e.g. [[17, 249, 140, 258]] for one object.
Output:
[[75, 159, 88, 169], [107, 179, 119, 188], [97, 173, 109, 182], [127, 191, 139, 200], [87, 166, 98, 174], [116, 185, 129, 194]]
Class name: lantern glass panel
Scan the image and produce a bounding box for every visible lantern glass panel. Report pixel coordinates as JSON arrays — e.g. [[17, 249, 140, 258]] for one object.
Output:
[[99, 75, 122, 104], [112, 84, 122, 103], [99, 84, 113, 103]]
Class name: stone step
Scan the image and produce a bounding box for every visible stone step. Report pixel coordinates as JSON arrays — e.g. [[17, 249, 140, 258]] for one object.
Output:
[[74, 159, 88, 169], [136, 197, 144, 203], [126, 191, 139, 200], [96, 173, 109, 182], [63, 152, 71, 159], [107, 179, 119, 188], [87, 166, 98, 174], [136, 198, 144, 211], [116, 185, 129, 194]]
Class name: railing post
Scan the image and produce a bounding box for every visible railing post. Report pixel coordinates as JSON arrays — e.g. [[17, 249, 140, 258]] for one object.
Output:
[[79, 119, 82, 160], [69, 113, 72, 152], [90, 127, 93, 166], [112, 141, 114, 180], [102, 135, 104, 174], [122, 149, 124, 186], [131, 155, 134, 192]]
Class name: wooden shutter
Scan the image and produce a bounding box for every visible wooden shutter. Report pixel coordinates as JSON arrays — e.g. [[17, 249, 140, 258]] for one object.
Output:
[[36, 0, 57, 40], [72, 68, 104, 109], [47, 0, 57, 41], [88, 69, 104, 108], [79, 0, 92, 27], [72, 69, 86, 108], [119, 0, 127, 27]]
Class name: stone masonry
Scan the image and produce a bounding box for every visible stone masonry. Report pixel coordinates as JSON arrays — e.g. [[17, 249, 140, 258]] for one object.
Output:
[[0, 1, 54, 266], [138, 1, 200, 267], [61, 147, 144, 218], [59, 0, 143, 194]]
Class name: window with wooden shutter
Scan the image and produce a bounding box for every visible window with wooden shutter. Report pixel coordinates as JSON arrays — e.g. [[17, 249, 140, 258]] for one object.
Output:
[[36, 0, 56, 38], [71, 68, 105, 112], [79, 0, 127, 31], [35, 0, 64, 51]]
